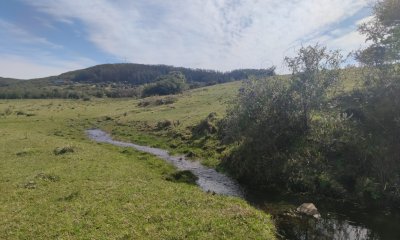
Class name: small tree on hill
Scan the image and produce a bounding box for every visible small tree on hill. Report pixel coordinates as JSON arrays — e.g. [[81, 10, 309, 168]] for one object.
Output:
[[285, 44, 343, 130]]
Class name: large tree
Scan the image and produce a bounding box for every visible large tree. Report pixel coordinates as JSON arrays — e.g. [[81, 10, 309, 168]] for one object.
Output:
[[354, 0, 400, 191], [356, 0, 400, 85]]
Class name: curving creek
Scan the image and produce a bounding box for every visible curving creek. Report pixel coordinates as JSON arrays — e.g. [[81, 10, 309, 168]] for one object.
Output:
[[87, 129, 400, 240]]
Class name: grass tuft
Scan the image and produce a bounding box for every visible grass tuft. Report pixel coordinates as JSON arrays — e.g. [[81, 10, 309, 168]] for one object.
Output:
[[53, 145, 75, 155], [35, 173, 60, 182], [16, 148, 37, 157]]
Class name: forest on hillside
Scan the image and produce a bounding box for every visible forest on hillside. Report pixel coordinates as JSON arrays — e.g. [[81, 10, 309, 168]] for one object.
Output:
[[0, 64, 275, 99]]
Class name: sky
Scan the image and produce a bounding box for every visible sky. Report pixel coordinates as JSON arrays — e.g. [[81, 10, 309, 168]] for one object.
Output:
[[0, 0, 374, 79]]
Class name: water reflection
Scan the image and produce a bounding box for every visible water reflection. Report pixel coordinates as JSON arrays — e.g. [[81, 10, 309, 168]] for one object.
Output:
[[275, 214, 379, 240], [254, 196, 400, 240]]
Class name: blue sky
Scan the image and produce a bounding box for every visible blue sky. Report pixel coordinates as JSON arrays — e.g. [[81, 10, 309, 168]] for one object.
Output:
[[0, 0, 373, 79]]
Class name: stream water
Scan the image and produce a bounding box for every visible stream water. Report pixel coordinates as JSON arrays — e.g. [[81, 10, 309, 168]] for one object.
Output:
[[86, 129, 244, 197], [86, 129, 400, 240]]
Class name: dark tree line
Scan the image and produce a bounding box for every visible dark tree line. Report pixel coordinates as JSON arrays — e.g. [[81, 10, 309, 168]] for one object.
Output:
[[68, 63, 275, 86]]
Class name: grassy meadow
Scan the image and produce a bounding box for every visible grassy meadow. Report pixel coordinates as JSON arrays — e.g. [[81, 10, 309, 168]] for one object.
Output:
[[0, 81, 277, 239]]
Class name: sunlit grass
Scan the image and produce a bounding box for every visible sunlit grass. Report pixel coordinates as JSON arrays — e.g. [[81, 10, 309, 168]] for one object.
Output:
[[0, 82, 275, 239]]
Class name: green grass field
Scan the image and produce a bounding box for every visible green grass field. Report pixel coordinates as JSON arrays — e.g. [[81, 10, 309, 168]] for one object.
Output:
[[0, 81, 276, 239]]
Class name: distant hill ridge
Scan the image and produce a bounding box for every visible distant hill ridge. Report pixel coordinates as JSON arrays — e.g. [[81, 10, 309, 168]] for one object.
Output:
[[0, 63, 275, 99], [1, 63, 275, 85]]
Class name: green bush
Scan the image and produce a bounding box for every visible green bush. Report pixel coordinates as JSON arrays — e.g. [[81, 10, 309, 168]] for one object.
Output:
[[142, 71, 187, 97], [221, 78, 305, 186]]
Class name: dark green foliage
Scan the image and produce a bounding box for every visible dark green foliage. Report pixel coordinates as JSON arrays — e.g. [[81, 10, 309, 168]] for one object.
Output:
[[348, 0, 400, 202], [221, 0, 400, 205], [357, 0, 400, 68], [221, 75, 370, 197], [222, 75, 400, 202], [142, 72, 188, 97], [68, 63, 275, 86], [165, 170, 198, 185], [221, 44, 342, 188], [221, 78, 305, 187], [285, 44, 342, 130], [336, 81, 400, 202]]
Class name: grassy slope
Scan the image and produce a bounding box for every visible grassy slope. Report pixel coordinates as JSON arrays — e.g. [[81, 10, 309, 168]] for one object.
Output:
[[0, 84, 275, 239], [94, 71, 359, 167], [122, 81, 240, 127]]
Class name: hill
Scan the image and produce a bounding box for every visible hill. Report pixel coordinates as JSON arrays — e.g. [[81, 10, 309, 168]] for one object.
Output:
[[62, 63, 275, 85], [0, 63, 275, 99], [0, 77, 19, 87]]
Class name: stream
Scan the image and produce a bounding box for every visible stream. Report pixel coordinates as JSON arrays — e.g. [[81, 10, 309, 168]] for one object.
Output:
[[86, 129, 243, 197], [86, 129, 400, 240]]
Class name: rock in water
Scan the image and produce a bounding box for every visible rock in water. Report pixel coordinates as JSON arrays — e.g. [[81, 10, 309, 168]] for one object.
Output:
[[297, 203, 321, 219]]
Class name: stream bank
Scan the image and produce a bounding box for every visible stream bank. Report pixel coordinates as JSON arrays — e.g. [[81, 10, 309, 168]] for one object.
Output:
[[87, 129, 400, 240]]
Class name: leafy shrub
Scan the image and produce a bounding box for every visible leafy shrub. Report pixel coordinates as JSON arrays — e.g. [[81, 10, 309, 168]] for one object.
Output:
[[221, 78, 305, 186], [142, 71, 188, 97], [338, 82, 400, 200]]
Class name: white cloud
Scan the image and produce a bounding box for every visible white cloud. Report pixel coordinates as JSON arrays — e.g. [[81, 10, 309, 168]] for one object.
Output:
[[24, 0, 372, 71], [0, 19, 61, 49], [328, 30, 367, 52], [0, 54, 95, 79], [302, 13, 374, 64]]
